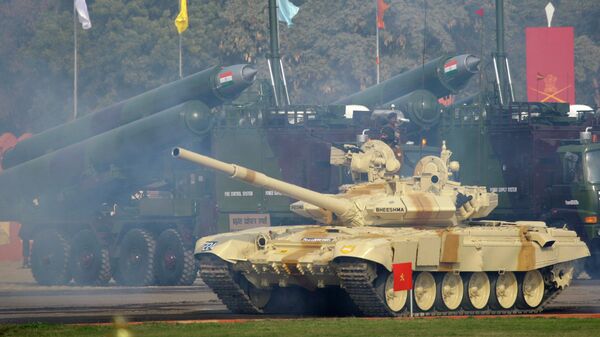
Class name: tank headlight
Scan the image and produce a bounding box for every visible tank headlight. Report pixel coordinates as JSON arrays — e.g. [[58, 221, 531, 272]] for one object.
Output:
[[256, 234, 268, 249], [584, 216, 598, 224]]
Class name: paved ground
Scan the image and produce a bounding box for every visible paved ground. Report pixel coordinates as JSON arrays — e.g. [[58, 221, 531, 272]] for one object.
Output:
[[1, 262, 599, 323]]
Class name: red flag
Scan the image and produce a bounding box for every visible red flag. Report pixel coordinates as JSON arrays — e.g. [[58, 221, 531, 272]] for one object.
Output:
[[392, 262, 412, 291], [526, 27, 575, 103], [475, 8, 484, 17], [377, 0, 390, 29]]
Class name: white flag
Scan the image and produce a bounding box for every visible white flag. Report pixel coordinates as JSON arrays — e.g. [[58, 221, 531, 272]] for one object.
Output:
[[75, 0, 92, 30]]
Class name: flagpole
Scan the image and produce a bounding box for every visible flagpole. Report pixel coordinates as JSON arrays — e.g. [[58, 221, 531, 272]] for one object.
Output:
[[178, 0, 183, 79], [179, 35, 183, 79], [73, 2, 78, 120], [375, 0, 380, 84]]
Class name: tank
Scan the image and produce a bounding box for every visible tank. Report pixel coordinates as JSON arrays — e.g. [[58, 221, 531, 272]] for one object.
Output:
[[173, 141, 589, 316]]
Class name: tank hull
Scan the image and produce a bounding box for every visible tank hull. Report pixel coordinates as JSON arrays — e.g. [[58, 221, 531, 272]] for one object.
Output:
[[195, 222, 589, 316]]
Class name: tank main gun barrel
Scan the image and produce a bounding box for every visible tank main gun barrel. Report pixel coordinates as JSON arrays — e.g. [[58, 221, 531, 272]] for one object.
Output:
[[333, 54, 480, 107], [172, 147, 358, 221], [2, 64, 257, 169]]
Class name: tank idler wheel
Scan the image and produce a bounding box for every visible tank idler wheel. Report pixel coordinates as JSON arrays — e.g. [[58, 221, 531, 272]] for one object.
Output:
[[462, 272, 491, 310], [413, 271, 436, 312], [237, 274, 271, 309], [155, 229, 197, 286], [436, 272, 464, 311], [30, 229, 72, 285], [516, 270, 545, 309], [489, 271, 518, 310], [70, 229, 111, 286], [248, 286, 271, 309], [375, 271, 408, 314], [116, 228, 156, 286]]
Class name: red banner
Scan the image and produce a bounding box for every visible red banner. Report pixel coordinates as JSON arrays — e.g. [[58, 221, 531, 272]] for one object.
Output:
[[392, 262, 412, 291], [0, 222, 23, 261], [526, 27, 575, 104]]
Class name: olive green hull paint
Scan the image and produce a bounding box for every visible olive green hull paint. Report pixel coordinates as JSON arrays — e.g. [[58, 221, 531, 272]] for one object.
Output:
[[2, 67, 225, 169], [0, 101, 210, 222]]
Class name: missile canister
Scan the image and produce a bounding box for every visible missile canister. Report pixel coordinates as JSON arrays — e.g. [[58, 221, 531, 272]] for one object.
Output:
[[0, 101, 211, 220], [333, 54, 480, 107], [2, 64, 257, 169], [384, 89, 443, 129]]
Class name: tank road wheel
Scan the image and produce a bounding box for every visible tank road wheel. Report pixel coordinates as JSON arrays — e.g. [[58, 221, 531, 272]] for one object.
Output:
[[116, 229, 156, 286], [413, 271, 436, 312], [70, 229, 111, 286], [516, 270, 545, 309], [30, 229, 72, 285], [374, 271, 408, 314], [155, 229, 197, 286], [489, 272, 518, 310], [436, 272, 464, 311], [462, 272, 491, 310]]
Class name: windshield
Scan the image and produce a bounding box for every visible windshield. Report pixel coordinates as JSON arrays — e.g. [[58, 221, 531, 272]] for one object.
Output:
[[585, 150, 600, 184]]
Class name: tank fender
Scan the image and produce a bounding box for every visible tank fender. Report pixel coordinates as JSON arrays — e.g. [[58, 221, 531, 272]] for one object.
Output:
[[333, 238, 393, 271], [194, 228, 268, 263]]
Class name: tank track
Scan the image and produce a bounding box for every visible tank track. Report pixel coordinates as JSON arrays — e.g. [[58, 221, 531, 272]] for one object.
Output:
[[336, 262, 563, 317], [198, 256, 263, 314]]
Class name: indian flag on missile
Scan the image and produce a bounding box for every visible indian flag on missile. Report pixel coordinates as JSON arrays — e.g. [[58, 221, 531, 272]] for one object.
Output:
[[218, 70, 234, 87], [444, 58, 458, 75]]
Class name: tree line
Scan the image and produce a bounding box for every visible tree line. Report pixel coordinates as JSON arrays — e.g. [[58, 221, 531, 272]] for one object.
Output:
[[1, 0, 599, 134]]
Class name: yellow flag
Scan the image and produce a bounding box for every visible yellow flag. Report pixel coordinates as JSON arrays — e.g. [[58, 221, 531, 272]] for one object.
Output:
[[175, 0, 188, 34]]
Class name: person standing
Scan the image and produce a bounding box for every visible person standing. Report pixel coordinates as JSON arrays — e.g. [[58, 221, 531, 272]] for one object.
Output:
[[379, 113, 403, 162]]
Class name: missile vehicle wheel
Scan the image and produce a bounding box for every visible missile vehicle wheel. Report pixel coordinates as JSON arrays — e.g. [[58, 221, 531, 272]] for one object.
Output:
[[70, 229, 111, 286], [414, 272, 437, 312], [462, 272, 491, 310], [584, 240, 600, 279], [516, 270, 545, 309], [489, 272, 518, 310], [116, 228, 156, 286], [30, 229, 72, 285], [436, 272, 464, 311], [155, 229, 197, 286]]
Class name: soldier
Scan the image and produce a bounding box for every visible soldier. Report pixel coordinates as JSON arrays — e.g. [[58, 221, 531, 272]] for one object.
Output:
[[379, 113, 403, 162]]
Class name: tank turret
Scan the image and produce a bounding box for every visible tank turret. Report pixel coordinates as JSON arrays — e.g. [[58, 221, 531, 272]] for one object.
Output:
[[172, 140, 497, 227]]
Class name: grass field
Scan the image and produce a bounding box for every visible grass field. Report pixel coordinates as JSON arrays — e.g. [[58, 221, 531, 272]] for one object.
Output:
[[1, 317, 600, 337]]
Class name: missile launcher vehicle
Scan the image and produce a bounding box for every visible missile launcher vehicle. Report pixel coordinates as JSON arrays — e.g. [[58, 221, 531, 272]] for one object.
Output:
[[173, 141, 589, 316]]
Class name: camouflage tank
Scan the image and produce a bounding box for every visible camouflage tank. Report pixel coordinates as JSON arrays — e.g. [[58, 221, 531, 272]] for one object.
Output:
[[172, 140, 589, 316]]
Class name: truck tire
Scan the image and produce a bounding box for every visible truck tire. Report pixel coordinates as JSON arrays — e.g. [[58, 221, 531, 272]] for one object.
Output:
[[155, 229, 197, 286], [31, 229, 72, 285], [116, 229, 156, 286], [70, 229, 111, 286], [584, 240, 600, 279]]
